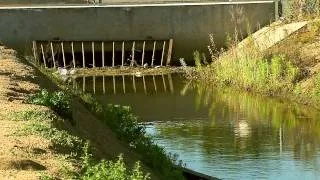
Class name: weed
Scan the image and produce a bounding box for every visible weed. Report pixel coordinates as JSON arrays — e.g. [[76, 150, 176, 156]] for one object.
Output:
[[12, 110, 83, 155], [80, 142, 150, 180], [12, 108, 150, 179], [197, 36, 300, 95], [30, 65, 186, 179], [26, 122, 83, 155], [9, 109, 55, 122], [287, 0, 320, 20], [26, 89, 72, 120], [80, 99, 185, 179], [39, 174, 56, 180], [194, 51, 202, 69], [315, 73, 320, 97]]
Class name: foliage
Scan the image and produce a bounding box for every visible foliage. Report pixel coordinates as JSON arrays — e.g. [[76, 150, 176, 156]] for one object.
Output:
[[13, 110, 83, 156], [80, 143, 150, 180], [81, 94, 185, 180], [194, 51, 202, 69], [315, 73, 320, 97], [31, 67, 185, 179], [210, 51, 300, 94], [26, 89, 72, 120], [287, 0, 320, 20], [12, 109, 150, 180]]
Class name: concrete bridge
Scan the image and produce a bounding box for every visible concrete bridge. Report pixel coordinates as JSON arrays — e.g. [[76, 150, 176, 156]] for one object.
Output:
[[0, 1, 278, 67]]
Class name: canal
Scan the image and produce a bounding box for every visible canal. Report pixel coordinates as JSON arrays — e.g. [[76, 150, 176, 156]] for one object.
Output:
[[73, 73, 320, 179]]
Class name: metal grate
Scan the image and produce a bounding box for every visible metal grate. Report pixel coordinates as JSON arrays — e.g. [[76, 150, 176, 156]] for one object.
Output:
[[32, 39, 173, 68]]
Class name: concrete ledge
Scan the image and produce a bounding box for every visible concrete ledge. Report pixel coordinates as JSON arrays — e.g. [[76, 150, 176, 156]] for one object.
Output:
[[238, 21, 308, 51], [0, 1, 276, 63], [0, 0, 275, 9]]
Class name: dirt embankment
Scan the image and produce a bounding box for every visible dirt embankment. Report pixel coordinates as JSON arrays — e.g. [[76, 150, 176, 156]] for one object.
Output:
[[0, 45, 158, 179], [0, 45, 62, 179]]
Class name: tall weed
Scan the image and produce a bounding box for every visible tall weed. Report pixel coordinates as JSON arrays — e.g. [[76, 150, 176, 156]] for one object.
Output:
[[316, 73, 320, 96], [287, 0, 320, 20], [208, 50, 299, 94]]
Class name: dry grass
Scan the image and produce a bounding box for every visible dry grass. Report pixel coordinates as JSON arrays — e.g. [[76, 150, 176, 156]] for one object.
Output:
[[0, 46, 72, 179], [0, 44, 161, 179]]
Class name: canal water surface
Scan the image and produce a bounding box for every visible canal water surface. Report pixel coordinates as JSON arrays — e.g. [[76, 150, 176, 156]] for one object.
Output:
[[74, 73, 320, 179]]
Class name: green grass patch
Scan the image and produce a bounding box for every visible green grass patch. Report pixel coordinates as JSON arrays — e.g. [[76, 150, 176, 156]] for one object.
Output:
[[80, 143, 150, 180], [11, 109, 150, 180], [315, 73, 320, 97], [26, 89, 72, 120], [25, 84, 184, 179], [11, 110, 83, 156], [81, 93, 185, 179], [198, 50, 300, 95]]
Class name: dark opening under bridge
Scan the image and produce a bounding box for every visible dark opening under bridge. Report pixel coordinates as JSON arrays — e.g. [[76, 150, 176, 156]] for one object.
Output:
[[0, 1, 279, 68]]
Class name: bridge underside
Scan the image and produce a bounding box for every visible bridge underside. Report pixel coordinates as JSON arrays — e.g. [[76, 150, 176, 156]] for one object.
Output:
[[0, 1, 277, 66]]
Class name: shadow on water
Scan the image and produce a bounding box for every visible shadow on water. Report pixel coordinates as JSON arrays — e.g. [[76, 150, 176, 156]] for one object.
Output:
[[71, 73, 320, 179]]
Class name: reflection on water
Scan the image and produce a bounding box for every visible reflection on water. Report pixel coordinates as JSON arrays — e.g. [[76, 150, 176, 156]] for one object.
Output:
[[75, 74, 174, 95], [73, 73, 320, 179]]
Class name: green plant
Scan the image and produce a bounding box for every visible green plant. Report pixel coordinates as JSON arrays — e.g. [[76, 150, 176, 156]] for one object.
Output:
[[30, 67, 186, 179], [287, 0, 320, 20], [315, 73, 320, 97], [39, 174, 56, 180], [203, 44, 300, 94], [193, 51, 202, 69], [80, 142, 150, 180], [10, 109, 55, 122], [12, 110, 83, 155], [27, 89, 72, 120], [80, 98, 185, 179]]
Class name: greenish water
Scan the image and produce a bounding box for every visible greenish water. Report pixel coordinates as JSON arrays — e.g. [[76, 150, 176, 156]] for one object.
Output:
[[74, 73, 320, 179]]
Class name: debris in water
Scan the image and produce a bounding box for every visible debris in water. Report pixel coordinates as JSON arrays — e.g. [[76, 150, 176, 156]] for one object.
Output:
[[56, 67, 68, 76], [69, 69, 76, 75], [134, 72, 142, 77]]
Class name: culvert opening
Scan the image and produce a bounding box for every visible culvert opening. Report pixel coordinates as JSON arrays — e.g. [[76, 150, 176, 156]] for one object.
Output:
[[32, 39, 173, 68]]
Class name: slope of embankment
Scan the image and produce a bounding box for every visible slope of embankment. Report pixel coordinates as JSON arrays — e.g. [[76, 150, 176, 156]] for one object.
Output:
[[0, 45, 159, 179]]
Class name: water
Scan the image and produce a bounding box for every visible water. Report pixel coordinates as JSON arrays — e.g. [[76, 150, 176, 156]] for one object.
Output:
[[73, 73, 320, 179]]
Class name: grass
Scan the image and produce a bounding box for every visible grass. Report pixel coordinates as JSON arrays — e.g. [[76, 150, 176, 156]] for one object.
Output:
[[26, 90, 72, 120], [11, 110, 83, 156], [286, 0, 320, 21], [193, 19, 320, 108], [195, 40, 300, 95], [25, 84, 185, 179], [80, 143, 150, 180], [315, 73, 320, 97], [81, 93, 185, 179], [11, 109, 150, 180]]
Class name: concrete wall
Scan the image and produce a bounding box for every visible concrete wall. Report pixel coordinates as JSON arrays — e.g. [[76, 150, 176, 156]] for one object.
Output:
[[0, 2, 276, 64]]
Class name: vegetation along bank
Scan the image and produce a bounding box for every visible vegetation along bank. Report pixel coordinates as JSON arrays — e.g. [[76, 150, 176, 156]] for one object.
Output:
[[0, 43, 185, 179], [191, 3, 320, 109]]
